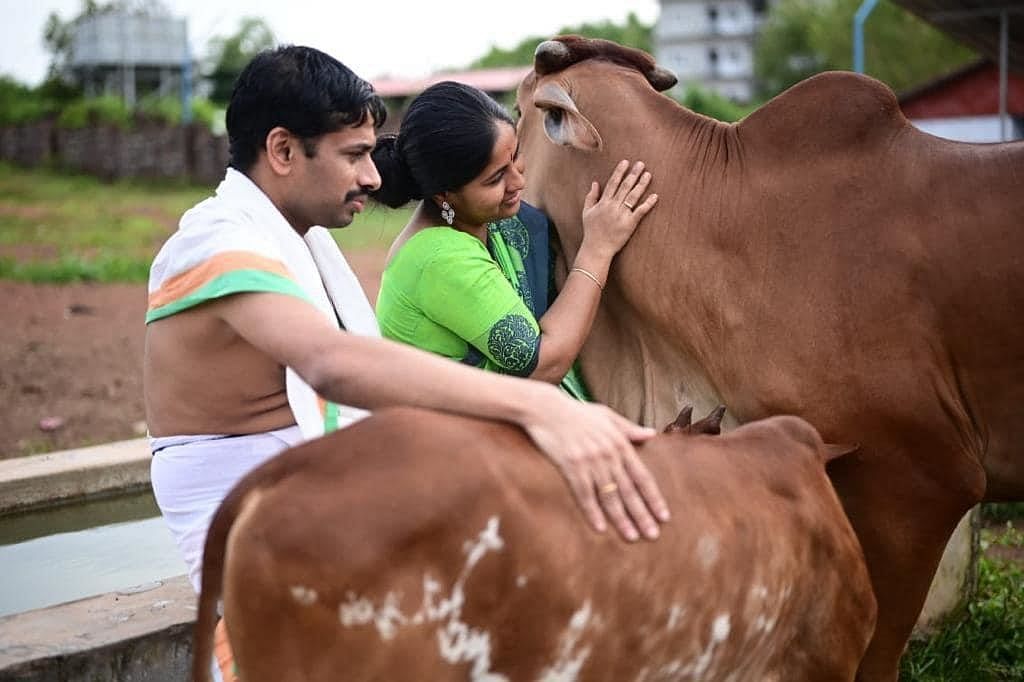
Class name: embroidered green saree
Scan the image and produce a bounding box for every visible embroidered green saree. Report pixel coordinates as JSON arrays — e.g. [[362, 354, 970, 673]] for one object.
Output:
[[376, 203, 590, 400]]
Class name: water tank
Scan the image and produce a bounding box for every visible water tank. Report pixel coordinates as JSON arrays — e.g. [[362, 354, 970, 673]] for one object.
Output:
[[70, 12, 188, 67]]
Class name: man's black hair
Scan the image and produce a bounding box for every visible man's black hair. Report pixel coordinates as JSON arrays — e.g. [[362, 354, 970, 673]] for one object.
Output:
[[226, 45, 387, 172]]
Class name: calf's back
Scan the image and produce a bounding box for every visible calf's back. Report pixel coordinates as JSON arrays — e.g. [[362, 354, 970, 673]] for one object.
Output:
[[201, 408, 875, 681]]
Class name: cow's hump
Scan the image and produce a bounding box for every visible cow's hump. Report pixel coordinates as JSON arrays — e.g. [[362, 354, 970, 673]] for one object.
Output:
[[738, 71, 908, 159]]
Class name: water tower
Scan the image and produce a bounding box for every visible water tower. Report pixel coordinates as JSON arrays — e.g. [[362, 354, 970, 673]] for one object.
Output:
[[69, 11, 193, 115]]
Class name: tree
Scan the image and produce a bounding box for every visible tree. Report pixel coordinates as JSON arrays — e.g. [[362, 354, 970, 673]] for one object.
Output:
[[470, 12, 652, 69], [679, 84, 756, 123], [204, 17, 277, 105], [755, 0, 976, 100]]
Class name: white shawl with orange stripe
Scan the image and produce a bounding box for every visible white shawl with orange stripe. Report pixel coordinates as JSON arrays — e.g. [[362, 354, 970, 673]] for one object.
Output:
[[147, 168, 378, 440]]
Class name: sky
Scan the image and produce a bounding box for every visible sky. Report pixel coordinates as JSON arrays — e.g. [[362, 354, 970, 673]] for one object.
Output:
[[0, 0, 660, 86]]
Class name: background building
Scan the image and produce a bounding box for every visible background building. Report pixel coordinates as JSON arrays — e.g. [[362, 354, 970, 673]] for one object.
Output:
[[69, 11, 192, 107], [372, 66, 531, 132], [900, 59, 1024, 142], [655, 0, 771, 102]]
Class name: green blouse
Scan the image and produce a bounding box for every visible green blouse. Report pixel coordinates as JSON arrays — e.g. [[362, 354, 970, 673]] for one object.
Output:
[[377, 213, 590, 400]]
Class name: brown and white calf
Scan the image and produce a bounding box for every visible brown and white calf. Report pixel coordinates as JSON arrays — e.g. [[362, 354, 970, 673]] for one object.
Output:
[[193, 407, 875, 681]]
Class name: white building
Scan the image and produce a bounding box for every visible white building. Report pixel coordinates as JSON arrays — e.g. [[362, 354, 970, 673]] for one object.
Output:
[[655, 0, 771, 102]]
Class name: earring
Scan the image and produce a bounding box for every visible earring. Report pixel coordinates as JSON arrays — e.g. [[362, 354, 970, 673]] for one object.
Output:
[[441, 201, 455, 225]]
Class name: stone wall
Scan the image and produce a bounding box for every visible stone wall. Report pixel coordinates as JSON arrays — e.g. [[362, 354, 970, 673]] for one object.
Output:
[[0, 120, 228, 184], [0, 120, 55, 168]]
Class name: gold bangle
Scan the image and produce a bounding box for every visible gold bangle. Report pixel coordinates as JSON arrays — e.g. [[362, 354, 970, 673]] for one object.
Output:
[[570, 267, 604, 291]]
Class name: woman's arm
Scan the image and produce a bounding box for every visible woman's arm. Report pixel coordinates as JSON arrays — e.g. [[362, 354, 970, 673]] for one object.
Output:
[[530, 159, 658, 383]]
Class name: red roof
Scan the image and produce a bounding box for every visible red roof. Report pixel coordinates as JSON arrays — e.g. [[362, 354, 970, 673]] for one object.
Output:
[[372, 66, 533, 98], [899, 60, 1024, 118]]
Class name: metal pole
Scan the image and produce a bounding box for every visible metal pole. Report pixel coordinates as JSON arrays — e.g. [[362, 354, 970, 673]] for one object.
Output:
[[999, 9, 1008, 141], [181, 20, 193, 125], [853, 0, 882, 73]]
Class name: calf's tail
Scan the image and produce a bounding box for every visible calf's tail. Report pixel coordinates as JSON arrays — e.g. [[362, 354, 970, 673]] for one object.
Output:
[[190, 482, 261, 682]]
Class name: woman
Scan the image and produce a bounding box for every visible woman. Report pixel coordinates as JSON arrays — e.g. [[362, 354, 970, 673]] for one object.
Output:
[[372, 81, 657, 397]]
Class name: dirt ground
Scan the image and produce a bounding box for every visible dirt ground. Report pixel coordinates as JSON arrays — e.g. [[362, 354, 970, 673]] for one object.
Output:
[[0, 250, 386, 459]]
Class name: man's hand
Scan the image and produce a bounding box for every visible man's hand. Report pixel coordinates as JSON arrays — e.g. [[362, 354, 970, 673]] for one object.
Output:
[[521, 389, 670, 542]]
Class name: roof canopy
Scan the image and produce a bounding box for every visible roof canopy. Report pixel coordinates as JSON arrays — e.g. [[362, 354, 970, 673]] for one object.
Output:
[[891, 1, 1024, 74]]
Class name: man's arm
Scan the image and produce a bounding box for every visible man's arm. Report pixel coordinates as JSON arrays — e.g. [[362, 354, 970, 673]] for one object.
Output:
[[211, 292, 670, 542]]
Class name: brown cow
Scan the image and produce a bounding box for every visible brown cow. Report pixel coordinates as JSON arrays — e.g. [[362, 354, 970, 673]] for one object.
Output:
[[514, 36, 1024, 680], [193, 407, 874, 681]]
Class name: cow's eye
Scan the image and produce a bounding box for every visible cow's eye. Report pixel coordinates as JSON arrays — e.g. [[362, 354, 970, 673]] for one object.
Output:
[[543, 107, 566, 142]]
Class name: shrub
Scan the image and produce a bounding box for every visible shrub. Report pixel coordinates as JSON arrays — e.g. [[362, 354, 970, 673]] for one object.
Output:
[[0, 77, 57, 125], [137, 95, 183, 125], [57, 96, 132, 129]]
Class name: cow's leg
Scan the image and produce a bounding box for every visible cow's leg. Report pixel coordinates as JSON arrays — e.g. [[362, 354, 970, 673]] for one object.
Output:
[[827, 444, 984, 682]]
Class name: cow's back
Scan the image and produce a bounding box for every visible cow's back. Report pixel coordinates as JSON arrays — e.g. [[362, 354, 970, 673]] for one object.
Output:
[[731, 72, 1024, 494], [220, 409, 874, 681]]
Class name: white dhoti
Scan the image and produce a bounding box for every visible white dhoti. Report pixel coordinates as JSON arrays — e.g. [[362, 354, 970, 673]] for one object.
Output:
[[149, 425, 304, 593]]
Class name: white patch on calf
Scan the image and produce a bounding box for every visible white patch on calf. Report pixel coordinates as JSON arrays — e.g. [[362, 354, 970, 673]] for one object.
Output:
[[676, 613, 733, 679], [339, 591, 409, 640], [696, 535, 720, 571], [712, 614, 731, 642], [666, 604, 686, 630], [290, 585, 318, 606], [752, 614, 776, 633], [516, 575, 528, 588], [336, 516, 508, 680], [436, 619, 507, 682], [538, 601, 594, 682]]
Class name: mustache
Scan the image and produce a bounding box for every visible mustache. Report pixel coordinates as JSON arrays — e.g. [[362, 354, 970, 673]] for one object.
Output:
[[344, 188, 372, 203]]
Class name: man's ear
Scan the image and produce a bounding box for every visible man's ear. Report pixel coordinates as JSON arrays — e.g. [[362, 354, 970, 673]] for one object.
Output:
[[265, 126, 296, 176]]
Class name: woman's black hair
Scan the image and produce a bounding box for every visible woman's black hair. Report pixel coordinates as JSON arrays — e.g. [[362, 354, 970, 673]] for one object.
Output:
[[226, 45, 387, 172], [371, 81, 514, 208]]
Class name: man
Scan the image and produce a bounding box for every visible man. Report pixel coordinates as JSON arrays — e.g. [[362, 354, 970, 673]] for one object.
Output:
[[143, 45, 669, 602]]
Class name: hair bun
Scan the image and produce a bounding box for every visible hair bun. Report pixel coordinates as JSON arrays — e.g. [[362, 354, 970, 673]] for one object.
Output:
[[370, 134, 421, 208]]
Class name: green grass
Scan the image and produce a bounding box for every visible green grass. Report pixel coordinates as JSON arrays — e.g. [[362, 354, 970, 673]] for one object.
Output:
[[0, 162, 412, 283], [332, 202, 410, 251], [901, 512, 1024, 682]]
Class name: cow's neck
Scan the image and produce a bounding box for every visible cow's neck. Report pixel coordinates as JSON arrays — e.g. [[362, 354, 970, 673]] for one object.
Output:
[[573, 101, 749, 428]]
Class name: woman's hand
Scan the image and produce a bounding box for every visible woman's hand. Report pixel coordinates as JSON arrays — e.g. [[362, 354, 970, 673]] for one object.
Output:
[[520, 385, 670, 542], [579, 160, 658, 260]]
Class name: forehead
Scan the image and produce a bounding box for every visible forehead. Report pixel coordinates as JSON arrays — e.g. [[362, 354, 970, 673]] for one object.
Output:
[[485, 122, 516, 158], [323, 117, 377, 146], [468, 122, 516, 182]]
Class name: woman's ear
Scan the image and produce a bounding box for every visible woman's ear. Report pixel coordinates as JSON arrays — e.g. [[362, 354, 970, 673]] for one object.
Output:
[[265, 127, 296, 176]]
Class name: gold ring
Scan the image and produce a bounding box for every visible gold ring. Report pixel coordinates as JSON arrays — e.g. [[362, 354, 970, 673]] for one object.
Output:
[[623, 202, 635, 210], [598, 482, 618, 495]]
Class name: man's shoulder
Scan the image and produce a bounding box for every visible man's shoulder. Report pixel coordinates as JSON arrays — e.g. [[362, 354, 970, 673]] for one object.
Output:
[[154, 196, 272, 265], [147, 193, 287, 312], [179, 192, 254, 232]]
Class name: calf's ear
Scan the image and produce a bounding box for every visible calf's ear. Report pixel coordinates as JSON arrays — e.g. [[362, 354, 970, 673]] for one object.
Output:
[[533, 82, 603, 151], [822, 442, 860, 463]]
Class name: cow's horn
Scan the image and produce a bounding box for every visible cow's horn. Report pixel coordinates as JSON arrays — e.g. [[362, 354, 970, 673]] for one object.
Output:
[[646, 66, 678, 92], [535, 40, 571, 74]]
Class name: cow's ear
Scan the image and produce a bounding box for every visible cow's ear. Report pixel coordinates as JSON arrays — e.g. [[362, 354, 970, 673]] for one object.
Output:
[[533, 82, 603, 151]]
